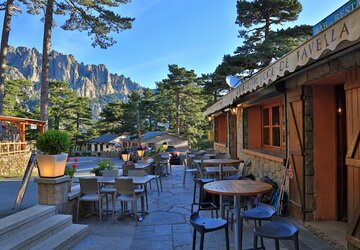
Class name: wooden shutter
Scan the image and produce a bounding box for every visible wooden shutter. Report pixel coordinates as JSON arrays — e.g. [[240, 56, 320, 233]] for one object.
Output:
[[345, 68, 360, 249], [287, 86, 305, 220]]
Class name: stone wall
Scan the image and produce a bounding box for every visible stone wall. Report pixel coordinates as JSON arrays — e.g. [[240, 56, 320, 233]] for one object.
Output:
[[237, 107, 285, 187], [0, 153, 31, 177], [303, 86, 315, 221], [239, 152, 285, 186]]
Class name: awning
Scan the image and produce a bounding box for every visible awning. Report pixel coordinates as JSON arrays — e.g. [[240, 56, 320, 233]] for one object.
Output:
[[204, 8, 360, 116]]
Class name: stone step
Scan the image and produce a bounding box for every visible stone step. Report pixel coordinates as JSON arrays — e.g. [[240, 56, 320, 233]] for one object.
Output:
[[31, 224, 89, 250], [0, 205, 56, 240], [0, 214, 72, 250]]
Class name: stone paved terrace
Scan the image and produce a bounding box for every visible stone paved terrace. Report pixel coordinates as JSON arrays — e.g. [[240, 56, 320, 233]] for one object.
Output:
[[71, 165, 336, 250]]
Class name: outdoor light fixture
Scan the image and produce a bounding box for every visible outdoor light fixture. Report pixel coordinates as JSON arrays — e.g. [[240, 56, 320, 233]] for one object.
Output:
[[137, 146, 145, 159], [121, 149, 131, 162], [162, 141, 168, 149], [207, 116, 213, 121], [230, 106, 238, 116]]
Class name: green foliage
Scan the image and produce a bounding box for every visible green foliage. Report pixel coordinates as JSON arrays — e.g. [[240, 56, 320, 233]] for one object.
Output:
[[64, 162, 77, 178], [234, 0, 311, 71], [36, 130, 70, 154], [3, 78, 33, 117], [156, 64, 209, 147], [144, 145, 166, 157], [98, 101, 124, 134], [90, 159, 115, 176], [48, 81, 94, 148]]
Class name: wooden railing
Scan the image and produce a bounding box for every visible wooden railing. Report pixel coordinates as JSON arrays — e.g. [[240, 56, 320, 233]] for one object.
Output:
[[0, 141, 33, 156]]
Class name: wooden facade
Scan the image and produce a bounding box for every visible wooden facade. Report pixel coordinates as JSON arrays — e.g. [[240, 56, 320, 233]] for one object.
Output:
[[345, 68, 360, 248], [204, 8, 360, 249]]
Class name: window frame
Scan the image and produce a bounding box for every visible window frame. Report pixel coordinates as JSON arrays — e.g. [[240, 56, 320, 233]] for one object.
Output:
[[261, 101, 283, 150]]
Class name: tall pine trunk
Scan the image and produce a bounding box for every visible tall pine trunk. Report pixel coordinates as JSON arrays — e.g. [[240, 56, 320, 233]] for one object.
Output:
[[175, 92, 180, 135], [40, 0, 54, 130], [0, 0, 14, 115]]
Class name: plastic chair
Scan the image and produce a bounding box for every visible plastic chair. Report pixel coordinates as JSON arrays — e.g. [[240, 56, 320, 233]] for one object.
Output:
[[112, 178, 145, 226], [253, 217, 299, 250], [102, 169, 119, 177], [100, 169, 118, 213], [190, 212, 229, 250], [77, 177, 105, 222], [122, 163, 136, 176], [240, 203, 276, 249]]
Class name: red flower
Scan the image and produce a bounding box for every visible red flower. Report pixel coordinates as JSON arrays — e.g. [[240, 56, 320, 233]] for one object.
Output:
[[74, 158, 78, 162], [72, 164, 77, 169], [67, 157, 70, 162]]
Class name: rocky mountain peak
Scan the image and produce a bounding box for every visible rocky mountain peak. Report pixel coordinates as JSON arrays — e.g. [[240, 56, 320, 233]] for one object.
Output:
[[6, 46, 142, 118]]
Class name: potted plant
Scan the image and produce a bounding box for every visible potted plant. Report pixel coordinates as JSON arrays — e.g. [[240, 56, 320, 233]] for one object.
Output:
[[90, 159, 115, 176], [36, 130, 70, 178]]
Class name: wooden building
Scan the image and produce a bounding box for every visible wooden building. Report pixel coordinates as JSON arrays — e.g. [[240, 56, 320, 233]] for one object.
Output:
[[204, 8, 360, 249], [87, 133, 123, 153], [122, 131, 189, 151]]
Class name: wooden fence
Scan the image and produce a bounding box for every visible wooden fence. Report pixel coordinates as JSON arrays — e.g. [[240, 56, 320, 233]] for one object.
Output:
[[0, 141, 33, 156]]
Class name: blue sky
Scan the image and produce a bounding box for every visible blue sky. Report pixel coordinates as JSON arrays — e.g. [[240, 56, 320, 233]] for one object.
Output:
[[1, 0, 349, 88]]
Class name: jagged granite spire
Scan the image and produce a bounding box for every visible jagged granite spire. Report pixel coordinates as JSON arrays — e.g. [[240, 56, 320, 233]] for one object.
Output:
[[5, 46, 142, 118]]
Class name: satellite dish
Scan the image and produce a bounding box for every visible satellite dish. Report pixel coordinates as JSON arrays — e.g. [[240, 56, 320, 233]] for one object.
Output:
[[225, 75, 242, 88]]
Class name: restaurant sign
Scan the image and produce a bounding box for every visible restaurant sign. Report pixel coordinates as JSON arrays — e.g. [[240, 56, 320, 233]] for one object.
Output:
[[204, 8, 360, 116], [312, 0, 360, 35]]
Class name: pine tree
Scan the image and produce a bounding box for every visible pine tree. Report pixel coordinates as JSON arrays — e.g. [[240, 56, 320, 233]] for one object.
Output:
[[40, 0, 134, 129], [209, 0, 312, 91], [98, 101, 124, 134], [234, 0, 311, 73], [156, 64, 209, 147], [3, 78, 33, 116]]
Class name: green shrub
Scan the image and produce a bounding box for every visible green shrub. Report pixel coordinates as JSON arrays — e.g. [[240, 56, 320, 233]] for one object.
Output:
[[36, 130, 70, 155], [90, 159, 115, 176]]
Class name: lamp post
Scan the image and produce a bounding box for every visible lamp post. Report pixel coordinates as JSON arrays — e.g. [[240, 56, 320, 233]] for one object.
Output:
[[121, 149, 131, 163], [137, 146, 145, 160]]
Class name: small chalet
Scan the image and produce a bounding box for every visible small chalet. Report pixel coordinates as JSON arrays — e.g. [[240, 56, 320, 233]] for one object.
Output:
[[88, 133, 123, 153], [122, 131, 188, 151], [204, 6, 360, 249]]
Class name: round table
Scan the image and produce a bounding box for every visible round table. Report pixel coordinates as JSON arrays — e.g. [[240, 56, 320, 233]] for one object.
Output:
[[204, 179, 273, 250], [202, 159, 240, 180]]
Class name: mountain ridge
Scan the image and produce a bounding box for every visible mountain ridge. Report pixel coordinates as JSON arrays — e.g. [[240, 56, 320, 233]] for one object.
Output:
[[5, 46, 142, 118]]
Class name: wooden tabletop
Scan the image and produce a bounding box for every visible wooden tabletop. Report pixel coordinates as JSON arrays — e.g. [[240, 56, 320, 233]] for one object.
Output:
[[204, 179, 273, 196], [202, 159, 240, 165], [205, 166, 238, 173]]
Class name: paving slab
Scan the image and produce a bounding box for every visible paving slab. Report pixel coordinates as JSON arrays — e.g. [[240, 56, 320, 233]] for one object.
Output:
[[0, 162, 340, 249]]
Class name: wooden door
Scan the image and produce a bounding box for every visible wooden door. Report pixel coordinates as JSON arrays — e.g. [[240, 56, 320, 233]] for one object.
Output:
[[345, 68, 360, 249], [287, 86, 305, 220]]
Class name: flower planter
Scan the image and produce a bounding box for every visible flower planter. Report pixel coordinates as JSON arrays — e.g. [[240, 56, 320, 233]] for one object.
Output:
[[37, 153, 68, 178]]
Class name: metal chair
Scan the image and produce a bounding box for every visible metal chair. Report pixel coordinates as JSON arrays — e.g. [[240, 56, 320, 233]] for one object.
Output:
[[253, 217, 299, 250], [190, 212, 229, 250], [77, 177, 106, 222], [112, 178, 145, 226], [183, 158, 199, 187], [191, 177, 218, 217]]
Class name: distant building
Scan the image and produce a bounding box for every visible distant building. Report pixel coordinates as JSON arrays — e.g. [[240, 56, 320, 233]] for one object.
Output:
[[88, 133, 123, 152], [122, 131, 188, 151]]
